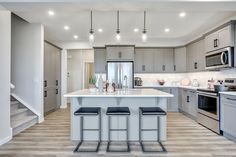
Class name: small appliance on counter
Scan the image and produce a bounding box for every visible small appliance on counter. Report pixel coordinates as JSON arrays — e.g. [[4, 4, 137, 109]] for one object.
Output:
[[134, 77, 143, 86], [158, 79, 165, 86], [197, 78, 236, 134]]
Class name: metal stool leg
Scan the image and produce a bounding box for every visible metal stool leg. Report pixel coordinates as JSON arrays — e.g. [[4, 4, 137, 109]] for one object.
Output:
[[126, 115, 130, 152], [106, 115, 111, 152]]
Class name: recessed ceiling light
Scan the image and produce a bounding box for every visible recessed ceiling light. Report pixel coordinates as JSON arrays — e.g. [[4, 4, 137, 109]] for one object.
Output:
[[165, 28, 170, 33], [134, 28, 139, 32], [48, 10, 55, 16], [98, 28, 103, 32], [179, 12, 186, 18], [73, 35, 78, 39], [64, 25, 70, 31]]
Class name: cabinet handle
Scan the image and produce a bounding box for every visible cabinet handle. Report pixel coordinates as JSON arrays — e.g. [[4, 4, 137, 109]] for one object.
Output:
[[118, 52, 122, 58], [142, 65, 145, 71], [44, 80, 47, 87], [162, 65, 165, 71], [194, 62, 198, 69], [56, 89, 58, 94], [226, 98, 236, 101], [187, 96, 190, 103], [174, 65, 176, 71], [56, 80, 58, 86], [44, 91, 47, 97]]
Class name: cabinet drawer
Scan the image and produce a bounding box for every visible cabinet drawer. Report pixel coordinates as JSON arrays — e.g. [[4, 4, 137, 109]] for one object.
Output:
[[221, 94, 236, 105]]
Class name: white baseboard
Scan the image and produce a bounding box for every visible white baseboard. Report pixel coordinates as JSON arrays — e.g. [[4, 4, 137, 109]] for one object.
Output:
[[11, 93, 42, 120], [0, 128, 12, 146]]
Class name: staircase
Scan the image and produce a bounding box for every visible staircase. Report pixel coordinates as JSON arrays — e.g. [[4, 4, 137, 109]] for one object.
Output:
[[10, 97, 38, 136]]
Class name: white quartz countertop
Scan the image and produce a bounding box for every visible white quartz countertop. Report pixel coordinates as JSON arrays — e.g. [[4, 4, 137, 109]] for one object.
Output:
[[220, 91, 236, 96], [65, 88, 173, 98], [134, 85, 200, 90]]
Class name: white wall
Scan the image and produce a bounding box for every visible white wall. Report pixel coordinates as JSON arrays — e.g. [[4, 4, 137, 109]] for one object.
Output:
[[11, 14, 44, 122], [0, 10, 12, 145], [67, 49, 94, 93]]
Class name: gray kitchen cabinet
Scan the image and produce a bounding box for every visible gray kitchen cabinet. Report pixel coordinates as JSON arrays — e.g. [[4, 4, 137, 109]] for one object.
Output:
[[205, 25, 234, 53], [135, 48, 154, 73], [156, 87, 178, 112], [220, 94, 236, 139], [94, 47, 106, 73], [180, 88, 197, 118], [174, 47, 187, 72], [106, 46, 134, 61], [186, 39, 205, 72], [154, 48, 174, 73]]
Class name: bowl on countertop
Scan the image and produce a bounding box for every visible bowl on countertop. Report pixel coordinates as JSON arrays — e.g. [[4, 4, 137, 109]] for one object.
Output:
[[158, 80, 165, 86]]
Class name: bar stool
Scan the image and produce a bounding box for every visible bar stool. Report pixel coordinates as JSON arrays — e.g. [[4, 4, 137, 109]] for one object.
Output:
[[73, 107, 101, 152], [139, 107, 167, 152], [106, 107, 130, 152]]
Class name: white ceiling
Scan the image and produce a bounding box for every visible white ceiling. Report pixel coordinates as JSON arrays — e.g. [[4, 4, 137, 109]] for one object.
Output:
[[2, 1, 236, 47]]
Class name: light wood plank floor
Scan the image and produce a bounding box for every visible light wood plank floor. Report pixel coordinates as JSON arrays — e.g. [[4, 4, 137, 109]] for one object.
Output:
[[1, 107, 236, 157]]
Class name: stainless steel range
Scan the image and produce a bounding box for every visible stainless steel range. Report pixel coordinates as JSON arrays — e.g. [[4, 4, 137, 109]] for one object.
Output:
[[197, 78, 236, 134]]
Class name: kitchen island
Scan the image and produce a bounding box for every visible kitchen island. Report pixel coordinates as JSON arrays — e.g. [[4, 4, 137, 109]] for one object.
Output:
[[65, 88, 173, 141]]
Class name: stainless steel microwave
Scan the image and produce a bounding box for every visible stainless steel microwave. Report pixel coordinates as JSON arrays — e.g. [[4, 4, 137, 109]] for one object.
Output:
[[205, 47, 234, 70]]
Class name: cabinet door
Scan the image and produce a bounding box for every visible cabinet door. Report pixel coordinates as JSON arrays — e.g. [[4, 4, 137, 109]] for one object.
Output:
[[134, 51, 143, 73], [174, 47, 186, 72], [154, 49, 164, 72], [182, 89, 189, 112], [120, 47, 134, 60], [195, 39, 205, 71], [163, 48, 174, 72], [106, 47, 119, 60], [143, 49, 154, 73], [189, 90, 197, 117], [186, 44, 195, 72], [94, 48, 106, 73], [169, 88, 179, 112], [205, 32, 218, 52], [218, 25, 234, 49]]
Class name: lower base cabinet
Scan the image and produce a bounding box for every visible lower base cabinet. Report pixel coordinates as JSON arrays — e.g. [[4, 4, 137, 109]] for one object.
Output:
[[179, 88, 197, 118], [156, 87, 179, 112], [220, 94, 236, 140]]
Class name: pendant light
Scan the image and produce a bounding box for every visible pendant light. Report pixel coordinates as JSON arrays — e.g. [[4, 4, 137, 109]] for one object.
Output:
[[142, 11, 147, 42], [116, 11, 121, 41], [89, 11, 94, 42]]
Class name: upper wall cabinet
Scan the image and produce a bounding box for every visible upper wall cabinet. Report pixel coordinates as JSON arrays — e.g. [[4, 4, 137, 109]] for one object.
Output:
[[135, 48, 154, 73], [154, 48, 174, 73], [106, 46, 135, 61], [186, 39, 205, 72], [94, 48, 106, 73], [174, 47, 187, 72], [205, 25, 234, 53]]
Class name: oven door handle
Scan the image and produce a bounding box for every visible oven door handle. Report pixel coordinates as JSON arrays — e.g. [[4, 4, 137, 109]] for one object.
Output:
[[197, 91, 218, 97]]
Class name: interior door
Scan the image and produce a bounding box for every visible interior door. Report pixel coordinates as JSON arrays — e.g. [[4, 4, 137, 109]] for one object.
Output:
[[44, 42, 61, 114]]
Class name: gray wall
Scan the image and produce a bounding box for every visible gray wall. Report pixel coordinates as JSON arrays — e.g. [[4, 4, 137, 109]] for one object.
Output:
[[11, 14, 44, 121], [0, 10, 11, 145]]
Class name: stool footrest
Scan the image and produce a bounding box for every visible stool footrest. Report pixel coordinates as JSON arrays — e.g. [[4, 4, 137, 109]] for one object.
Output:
[[74, 141, 101, 153], [140, 141, 167, 153], [141, 129, 159, 131], [109, 129, 128, 131], [82, 129, 100, 131], [106, 141, 130, 152]]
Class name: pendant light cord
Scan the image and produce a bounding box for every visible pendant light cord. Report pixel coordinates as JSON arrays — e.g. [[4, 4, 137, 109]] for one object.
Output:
[[117, 11, 120, 33], [143, 11, 146, 32], [90, 11, 93, 32]]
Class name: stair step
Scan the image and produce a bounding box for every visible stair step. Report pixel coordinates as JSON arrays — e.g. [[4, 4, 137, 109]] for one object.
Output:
[[11, 108, 28, 117], [11, 115, 37, 129], [11, 101, 19, 105]]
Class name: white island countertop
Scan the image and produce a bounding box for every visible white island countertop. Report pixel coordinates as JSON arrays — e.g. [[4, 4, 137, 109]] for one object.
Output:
[[65, 88, 173, 98]]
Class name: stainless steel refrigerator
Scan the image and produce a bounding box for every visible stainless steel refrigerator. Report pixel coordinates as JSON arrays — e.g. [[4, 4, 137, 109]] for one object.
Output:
[[106, 61, 134, 88]]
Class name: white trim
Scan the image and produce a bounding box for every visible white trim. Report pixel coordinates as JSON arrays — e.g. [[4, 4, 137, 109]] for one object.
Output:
[[11, 93, 43, 123], [61, 49, 68, 109], [0, 128, 12, 146]]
